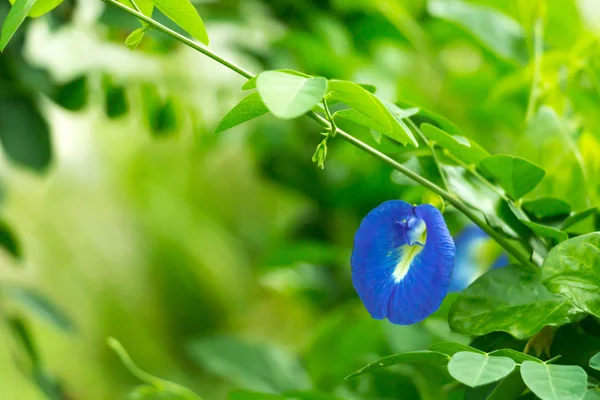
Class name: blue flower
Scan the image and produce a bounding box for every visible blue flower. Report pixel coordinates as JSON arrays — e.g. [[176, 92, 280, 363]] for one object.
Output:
[[449, 225, 508, 292], [351, 200, 455, 325]]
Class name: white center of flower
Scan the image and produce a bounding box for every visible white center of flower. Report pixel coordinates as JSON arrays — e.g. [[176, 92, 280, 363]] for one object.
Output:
[[392, 219, 427, 283]]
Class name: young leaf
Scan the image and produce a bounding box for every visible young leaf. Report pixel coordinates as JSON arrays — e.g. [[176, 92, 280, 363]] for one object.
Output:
[[590, 351, 600, 371], [448, 352, 516, 387], [242, 70, 311, 91], [0, 0, 36, 51], [542, 233, 600, 317], [421, 123, 488, 165], [449, 265, 586, 339], [329, 80, 418, 146], [479, 155, 545, 200], [215, 92, 268, 133], [428, 342, 485, 356], [256, 71, 327, 120], [125, 27, 147, 50], [520, 220, 568, 243], [154, 0, 209, 45], [345, 350, 450, 380], [108, 337, 203, 399], [522, 197, 572, 220], [427, 0, 527, 63], [520, 361, 587, 400]]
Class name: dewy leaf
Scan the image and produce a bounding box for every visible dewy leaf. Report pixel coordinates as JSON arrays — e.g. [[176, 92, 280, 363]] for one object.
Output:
[[329, 80, 418, 146], [448, 352, 516, 387], [154, 0, 209, 45], [256, 71, 327, 120], [590, 351, 600, 371], [449, 265, 586, 340], [428, 342, 485, 356], [479, 155, 545, 200], [345, 350, 450, 380], [188, 336, 311, 393], [242, 70, 311, 91], [215, 92, 269, 133], [541, 233, 600, 317], [520, 361, 588, 400], [427, 0, 527, 63], [0, 97, 52, 172], [0, 0, 36, 51], [520, 220, 568, 243], [421, 123, 488, 165], [522, 197, 572, 220]]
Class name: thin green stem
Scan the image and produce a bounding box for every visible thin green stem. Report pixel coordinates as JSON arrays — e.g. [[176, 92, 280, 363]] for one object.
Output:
[[102, 0, 538, 271], [129, 0, 142, 14], [407, 118, 450, 193]]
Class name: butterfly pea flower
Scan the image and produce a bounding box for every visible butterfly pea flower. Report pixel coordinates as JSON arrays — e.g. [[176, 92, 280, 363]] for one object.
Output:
[[351, 200, 455, 325], [449, 225, 508, 292]]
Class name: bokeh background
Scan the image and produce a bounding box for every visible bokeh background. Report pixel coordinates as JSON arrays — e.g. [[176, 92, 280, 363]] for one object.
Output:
[[1, 0, 599, 398]]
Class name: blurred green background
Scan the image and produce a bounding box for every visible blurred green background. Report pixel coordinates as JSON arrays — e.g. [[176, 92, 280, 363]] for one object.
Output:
[[1, 0, 599, 398]]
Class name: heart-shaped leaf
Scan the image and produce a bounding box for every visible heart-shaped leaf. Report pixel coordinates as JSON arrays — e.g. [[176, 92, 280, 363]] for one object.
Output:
[[479, 155, 545, 200], [520, 361, 587, 400], [448, 352, 516, 387]]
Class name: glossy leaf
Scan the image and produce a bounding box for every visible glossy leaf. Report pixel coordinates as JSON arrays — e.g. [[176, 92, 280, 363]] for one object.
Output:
[[0, 0, 35, 51], [188, 336, 311, 393], [428, 342, 485, 356], [520, 220, 568, 243], [256, 71, 327, 120], [448, 352, 516, 387], [421, 123, 488, 165], [520, 361, 588, 400], [242, 70, 311, 91], [591, 351, 600, 371], [479, 155, 545, 200], [328, 80, 418, 146], [522, 197, 571, 220], [0, 97, 52, 172], [542, 233, 600, 317], [449, 265, 585, 339], [345, 350, 450, 380], [154, 0, 209, 45], [215, 92, 269, 133], [427, 0, 527, 63]]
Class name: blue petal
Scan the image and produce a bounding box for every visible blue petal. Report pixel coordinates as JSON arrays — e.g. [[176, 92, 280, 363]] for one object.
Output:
[[351, 201, 455, 325], [449, 225, 509, 292]]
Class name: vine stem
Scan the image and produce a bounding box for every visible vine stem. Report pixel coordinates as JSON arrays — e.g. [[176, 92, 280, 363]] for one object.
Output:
[[102, 0, 538, 270]]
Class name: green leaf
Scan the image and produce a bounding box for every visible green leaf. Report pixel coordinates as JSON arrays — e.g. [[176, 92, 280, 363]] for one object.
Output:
[[421, 123, 488, 165], [188, 336, 311, 393], [242, 70, 311, 91], [488, 349, 542, 364], [479, 155, 545, 200], [345, 350, 450, 380], [585, 388, 600, 400], [119, 0, 153, 17], [561, 208, 597, 231], [0, 0, 36, 51], [486, 370, 527, 400], [520, 361, 588, 400], [328, 80, 417, 146], [6, 286, 74, 331], [520, 220, 568, 243], [256, 71, 327, 120], [448, 352, 516, 387], [215, 92, 269, 133], [396, 100, 463, 136], [125, 27, 148, 50], [542, 233, 600, 317], [591, 351, 600, 371], [0, 97, 52, 172], [52, 75, 88, 111], [428, 342, 485, 356], [522, 197, 572, 220], [0, 218, 21, 259], [427, 0, 527, 63], [108, 337, 202, 399], [103, 79, 128, 119], [154, 0, 209, 45], [449, 265, 586, 340], [25, 0, 63, 18]]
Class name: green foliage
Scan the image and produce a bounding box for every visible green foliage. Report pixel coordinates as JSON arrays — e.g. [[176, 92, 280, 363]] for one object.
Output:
[[420, 124, 488, 165], [591, 351, 600, 372], [447, 352, 516, 387], [125, 26, 149, 50], [522, 197, 571, 220], [345, 351, 450, 380], [153, 0, 208, 45], [0, 0, 35, 51], [449, 265, 585, 339], [478, 155, 545, 200], [215, 92, 269, 133], [520, 361, 588, 400], [542, 233, 600, 317], [52, 76, 88, 111], [256, 71, 327, 120]]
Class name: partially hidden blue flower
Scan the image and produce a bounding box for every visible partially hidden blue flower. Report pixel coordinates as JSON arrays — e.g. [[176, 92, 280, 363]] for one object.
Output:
[[351, 200, 455, 325], [449, 225, 508, 292]]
